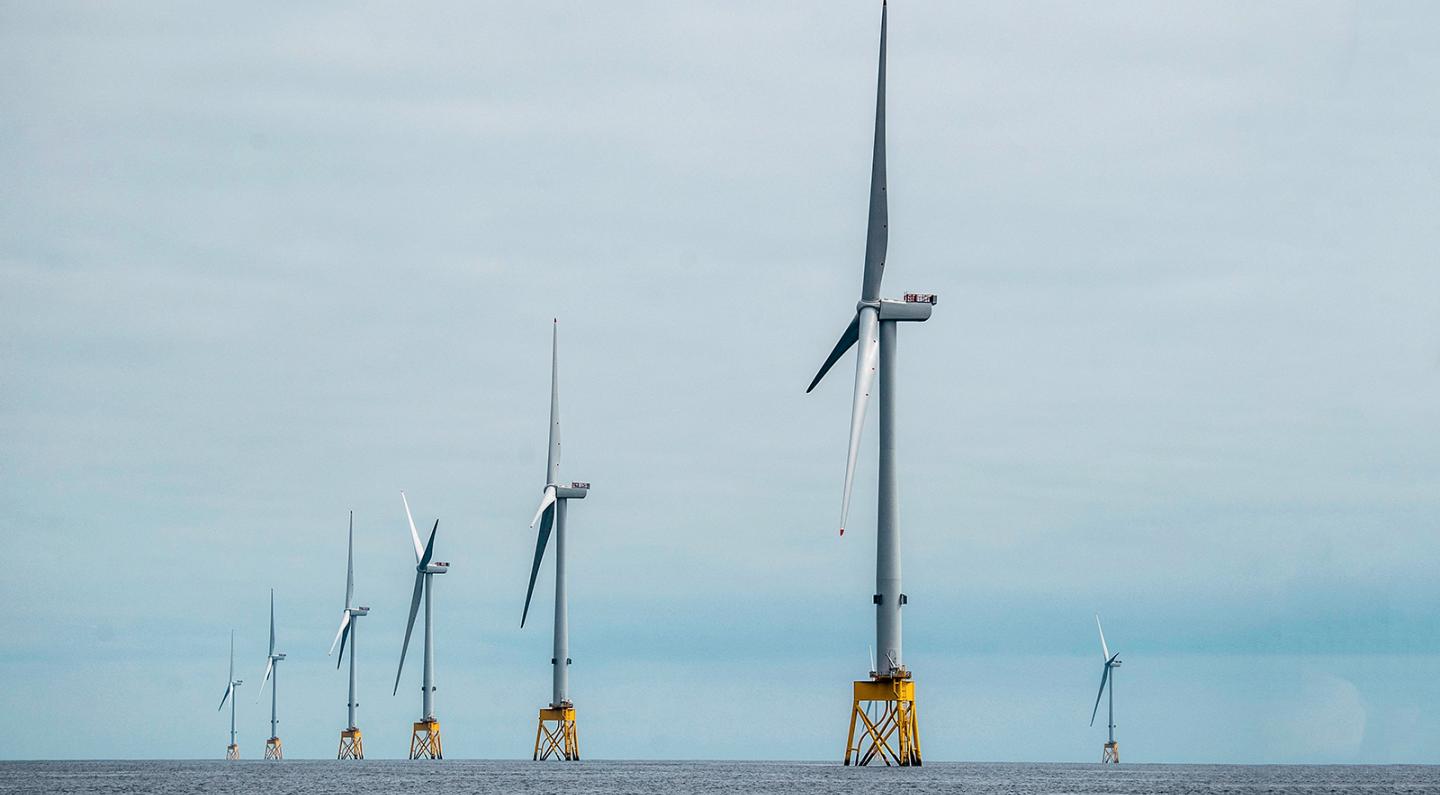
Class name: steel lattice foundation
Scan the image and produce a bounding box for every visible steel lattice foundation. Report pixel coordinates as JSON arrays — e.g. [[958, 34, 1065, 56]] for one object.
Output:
[[533, 705, 579, 760], [337, 727, 364, 759], [225, 744, 238, 760], [844, 676, 922, 766], [1103, 741, 1119, 763], [409, 719, 442, 759], [264, 736, 282, 760]]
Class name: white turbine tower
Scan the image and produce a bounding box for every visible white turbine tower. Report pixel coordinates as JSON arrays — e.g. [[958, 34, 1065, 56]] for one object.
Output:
[[521, 320, 589, 761], [329, 511, 370, 759], [256, 589, 286, 760], [217, 630, 243, 760], [807, 0, 933, 767], [1090, 614, 1123, 763], [394, 491, 448, 759]]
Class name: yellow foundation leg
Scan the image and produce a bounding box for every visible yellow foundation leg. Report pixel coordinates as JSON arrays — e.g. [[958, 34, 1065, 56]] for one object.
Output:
[[533, 705, 580, 761], [338, 727, 364, 760], [264, 736, 283, 760], [1102, 741, 1119, 763], [225, 744, 239, 760], [409, 719, 443, 759], [844, 675, 922, 766]]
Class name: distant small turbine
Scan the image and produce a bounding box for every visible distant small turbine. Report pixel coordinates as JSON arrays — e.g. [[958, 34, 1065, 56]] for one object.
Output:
[[217, 630, 243, 760], [329, 511, 371, 759], [256, 589, 286, 760], [394, 491, 448, 759], [521, 320, 589, 761], [1089, 614, 1123, 763]]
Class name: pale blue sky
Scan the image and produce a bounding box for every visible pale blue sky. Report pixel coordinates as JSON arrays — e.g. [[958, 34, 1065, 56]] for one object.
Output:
[[2, 0, 1438, 762]]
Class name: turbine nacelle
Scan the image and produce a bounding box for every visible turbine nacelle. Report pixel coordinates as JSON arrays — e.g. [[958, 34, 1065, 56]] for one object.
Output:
[[348, 606, 371, 617], [424, 561, 450, 574]]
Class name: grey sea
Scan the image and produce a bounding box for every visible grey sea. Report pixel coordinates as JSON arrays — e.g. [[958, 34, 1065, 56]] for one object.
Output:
[[1, 761, 1436, 794]]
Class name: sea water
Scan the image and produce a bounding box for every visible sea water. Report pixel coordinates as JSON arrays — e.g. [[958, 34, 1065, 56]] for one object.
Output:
[[1, 760, 1435, 794]]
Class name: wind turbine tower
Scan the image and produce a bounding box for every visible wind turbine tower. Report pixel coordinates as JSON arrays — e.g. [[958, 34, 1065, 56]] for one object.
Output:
[[521, 320, 589, 761], [329, 511, 371, 759], [217, 630, 243, 759], [257, 589, 286, 760], [394, 492, 449, 759], [807, 1, 934, 766], [1090, 614, 1123, 763]]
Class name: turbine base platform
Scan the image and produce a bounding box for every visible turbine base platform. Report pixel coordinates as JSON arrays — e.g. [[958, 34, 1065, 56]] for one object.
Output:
[[225, 744, 238, 760], [264, 736, 282, 760], [1102, 741, 1119, 764], [534, 704, 579, 761], [338, 727, 364, 760], [844, 674, 922, 766], [409, 718, 443, 759]]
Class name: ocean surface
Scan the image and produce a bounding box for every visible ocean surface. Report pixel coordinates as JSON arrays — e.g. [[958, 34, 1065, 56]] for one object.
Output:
[[0, 760, 1435, 794]]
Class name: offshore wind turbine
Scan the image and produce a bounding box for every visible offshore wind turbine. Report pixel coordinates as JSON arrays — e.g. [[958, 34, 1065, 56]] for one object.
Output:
[[217, 630, 243, 760], [328, 511, 371, 759], [256, 589, 286, 760], [1089, 614, 1123, 763], [521, 320, 589, 761], [394, 491, 449, 759], [807, 0, 934, 767]]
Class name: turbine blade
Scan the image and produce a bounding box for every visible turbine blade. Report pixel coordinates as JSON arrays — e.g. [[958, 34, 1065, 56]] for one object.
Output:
[[1096, 613, 1110, 661], [859, 0, 888, 302], [840, 306, 879, 534], [393, 571, 425, 695], [1089, 664, 1110, 726], [401, 491, 424, 562], [520, 503, 556, 627], [806, 314, 860, 394], [328, 610, 351, 656], [335, 620, 352, 670], [256, 658, 273, 703], [547, 319, 562, 485], [228, 629, 234, 682], [268, 589, 275, 656], [218, 683, 232, 711], [345, 510, 355, 608], [420, 520, 438, 568], [529, 487, 557, 529]]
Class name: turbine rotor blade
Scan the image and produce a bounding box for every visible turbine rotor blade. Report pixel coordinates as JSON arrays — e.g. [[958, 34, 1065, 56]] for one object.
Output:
[[268, 589, 275, 656], [520, 503, 556, 627], [335, 620, 352, 670], [1089, 664, 1111, 726], [840, 306, 880, 534], [401, 491, 424, 563], [256, 658, 273, 703], [1096, 613, 1110, 661], [547, 319, 562, 485], [328, 610, 351, 656], [529, 487, 557, 529], [859, 0, 889, 303], [218, 683, 232, 711], [806, 314, 860, 394], [393, 571, 425, 695], [345, 510, 355, 608], [420, 520, 438, 568]]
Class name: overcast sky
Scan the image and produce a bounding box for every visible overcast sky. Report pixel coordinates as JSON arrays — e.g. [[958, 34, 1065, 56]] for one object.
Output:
[[2, 0, 1438, 763]]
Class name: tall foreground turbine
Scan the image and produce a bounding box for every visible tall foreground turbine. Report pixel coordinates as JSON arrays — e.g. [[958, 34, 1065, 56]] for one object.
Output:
[[394, 492, 449, 759], [257, 590, 286, 760], [808, 1, 935, 767], [329, 511, 371, 759], [521, 320, 589, 761], [217, 631, 243, 760], [1089, 614, 1123, 763]]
